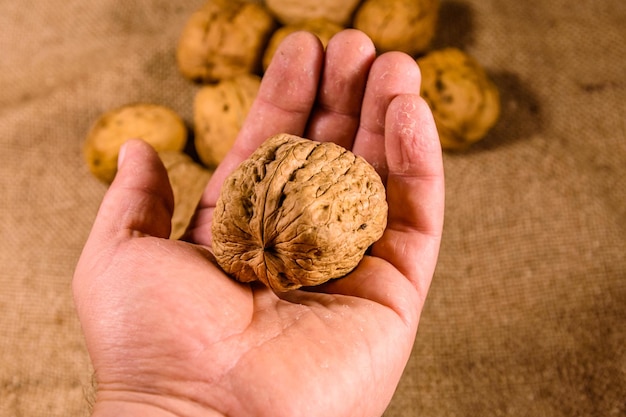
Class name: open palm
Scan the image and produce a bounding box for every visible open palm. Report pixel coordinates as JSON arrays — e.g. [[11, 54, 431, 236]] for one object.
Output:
[[73, 30, 444, 417]]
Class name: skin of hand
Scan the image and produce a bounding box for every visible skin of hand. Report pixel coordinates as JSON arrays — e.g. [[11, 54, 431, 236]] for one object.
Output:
[[73, 29, 444, 417]]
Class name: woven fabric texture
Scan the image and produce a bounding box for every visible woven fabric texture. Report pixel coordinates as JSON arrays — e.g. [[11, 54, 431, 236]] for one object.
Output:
[[0, 0, 624, 416]]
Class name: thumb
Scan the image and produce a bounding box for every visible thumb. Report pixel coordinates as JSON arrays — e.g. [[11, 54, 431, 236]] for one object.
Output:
[[88, 139, 174, 245]]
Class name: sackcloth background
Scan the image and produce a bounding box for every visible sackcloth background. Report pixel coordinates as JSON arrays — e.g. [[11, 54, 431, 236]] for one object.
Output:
[[0, 0, 624, 416]]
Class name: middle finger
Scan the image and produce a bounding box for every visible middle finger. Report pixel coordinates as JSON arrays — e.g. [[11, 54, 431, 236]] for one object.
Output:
[[304, 29, 376, 149]]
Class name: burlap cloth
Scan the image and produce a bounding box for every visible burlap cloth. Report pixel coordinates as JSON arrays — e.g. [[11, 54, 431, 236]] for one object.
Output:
[[1, 0, 624, 415]]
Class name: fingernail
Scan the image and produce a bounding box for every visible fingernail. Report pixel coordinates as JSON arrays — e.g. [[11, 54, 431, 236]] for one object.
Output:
[[117, 141, 129, 169]]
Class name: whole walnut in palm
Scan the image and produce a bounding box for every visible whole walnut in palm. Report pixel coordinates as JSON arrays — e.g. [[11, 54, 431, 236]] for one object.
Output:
[[212, 134, 388, 292]]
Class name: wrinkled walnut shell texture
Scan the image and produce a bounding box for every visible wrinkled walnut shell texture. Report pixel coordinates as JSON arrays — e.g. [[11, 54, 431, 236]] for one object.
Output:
[[212, 134, 388, 292]]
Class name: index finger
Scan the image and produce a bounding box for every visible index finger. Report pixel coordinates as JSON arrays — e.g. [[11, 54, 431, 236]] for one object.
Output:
[[186, 32, 324, 245]]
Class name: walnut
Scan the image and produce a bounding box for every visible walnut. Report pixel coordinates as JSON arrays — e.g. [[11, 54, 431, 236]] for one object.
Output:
[[84, 104, 187, 183], [193, 74, 261, 168], [176, 0, 276, 82], [264, 0, 361, 26], [212, 134, 388, 292], [417, 48, 501, 150], [353, 0, 439, 56], [159, 151, 213, 239], [262, 18, 344, 71]]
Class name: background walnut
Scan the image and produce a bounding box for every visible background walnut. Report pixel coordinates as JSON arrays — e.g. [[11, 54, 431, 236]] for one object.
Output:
[[158, 151, 213, 240], [176, 0, 275, 82], [418, 47, 501, 150], [212, 133, 388, 292], [353, 0, 439, 56], [262, 18, 344, 71], [193, 74, 261, 168], [264, 0, 361, 26], [83, 103, 187, 183]]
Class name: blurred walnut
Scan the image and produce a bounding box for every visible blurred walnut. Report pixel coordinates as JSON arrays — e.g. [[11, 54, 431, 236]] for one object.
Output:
[[264, 0, 361, 26], [194, 74, 261, 168], [212, 133, 388, 292], [84, 104, 187, 183], [418, 48, 500, 150], [176, 0, 275, 82], [262, 18, 344, 71], [354, 0, 439, 56], [159, 151, 213, 239]]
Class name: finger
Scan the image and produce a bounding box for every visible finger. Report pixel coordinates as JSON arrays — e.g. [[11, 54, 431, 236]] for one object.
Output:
[[372, 94, 444, 300], [202, 31, 325, 209], [86, 139, 174, 248], [304, 29, 376, 149], [313, 95, 443, 325], [74, 139, 175, 312], [352, 52, 422, 181], [188, 32, 324, 245]]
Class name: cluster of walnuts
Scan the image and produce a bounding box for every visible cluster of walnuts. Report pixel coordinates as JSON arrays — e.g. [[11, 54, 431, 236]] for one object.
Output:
[[177, 0, 440, 83], [175, 0, 500, 152], [83, 0, 500, 291]]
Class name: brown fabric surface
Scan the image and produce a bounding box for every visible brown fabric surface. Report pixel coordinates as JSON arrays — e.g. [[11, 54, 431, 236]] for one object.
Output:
[[1, 0, 624, 416]]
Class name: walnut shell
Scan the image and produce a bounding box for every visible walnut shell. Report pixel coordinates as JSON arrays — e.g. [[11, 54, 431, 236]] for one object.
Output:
[[264, 0, 361, 26], [176, 0, 276, 82], [354, 0, 439, 56], [417, 48, 501, 150], [212, 133, 388, 292], [84, 104, 187, 183], [159, 151, 213, 239], [262, 18, 344, 71], [193, 74, 261, 168]]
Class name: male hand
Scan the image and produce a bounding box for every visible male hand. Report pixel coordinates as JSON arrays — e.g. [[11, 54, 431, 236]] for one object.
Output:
[[73, 29, 444, 417]]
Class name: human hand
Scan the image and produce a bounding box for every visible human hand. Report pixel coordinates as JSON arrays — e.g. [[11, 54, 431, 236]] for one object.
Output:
[[73, 30, 444, 417]]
